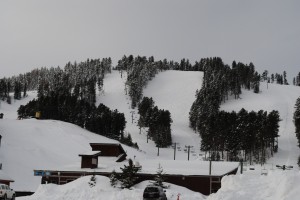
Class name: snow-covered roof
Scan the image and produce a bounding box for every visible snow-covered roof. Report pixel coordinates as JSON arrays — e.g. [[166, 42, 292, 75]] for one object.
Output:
[[41, 159, 239, 177], [90, 142, 120, 146], [137, 160, 239, 176], [0, 170, 14, 182], [78, 151, 101, 156]]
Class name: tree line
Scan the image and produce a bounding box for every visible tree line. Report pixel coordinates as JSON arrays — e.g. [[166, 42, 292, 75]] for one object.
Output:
[[116, 55, 161, 109], [200, 109, 280, 163], [190, 57, 260, 132], [17, 88, 138, 148], [189, 57, 280, 164], [0, 58, 111, 105], [261, 70, 289, 85], [294, 97, 300, 166], [114, 55, 219, 109], [15, 58, 139, 148], [0, 77, 27, 104], [138, 97, 172, 147], [293, 72, 300, 86]]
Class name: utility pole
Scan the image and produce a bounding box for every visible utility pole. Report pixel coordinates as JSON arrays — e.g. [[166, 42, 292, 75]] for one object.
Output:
[[188, 146, 190, 161], [209, 160, 212, 175], [147, 131, 149, 143], [240, 159, 243, 174], [172, 143, 177, 160], [185, 145, 193, 161], [130, 111, 135, 124]]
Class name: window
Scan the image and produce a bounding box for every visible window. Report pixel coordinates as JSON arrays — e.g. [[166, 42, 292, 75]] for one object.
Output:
[[145, 187, 159, 192]]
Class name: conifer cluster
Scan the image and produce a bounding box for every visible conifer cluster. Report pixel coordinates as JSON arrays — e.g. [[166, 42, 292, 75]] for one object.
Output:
[[294, 97, 300, 147], [16, 58, 135, 145], [293, 72, 300, 86], [109, 159, 141, 189], [138, 97, 172, 147], [189, 57, 280, 163], [116, 55, 162, 108]]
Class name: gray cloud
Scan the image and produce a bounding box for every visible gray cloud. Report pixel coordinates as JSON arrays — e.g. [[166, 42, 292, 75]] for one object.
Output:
[[1, 0, 299, 82]]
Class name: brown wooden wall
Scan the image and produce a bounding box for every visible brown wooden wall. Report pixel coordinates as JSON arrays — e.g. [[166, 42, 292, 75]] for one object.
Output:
[[80, 156, 98, 169], [0, 180, 12, 186], [90, 144, 123, 157], [40, 171, 226, 195], [38, 166, 238, 195]]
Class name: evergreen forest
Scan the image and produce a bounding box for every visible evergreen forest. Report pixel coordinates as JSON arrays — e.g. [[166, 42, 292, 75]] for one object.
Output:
[[1, 56, 290, 162], [189, 57, 281, 164]]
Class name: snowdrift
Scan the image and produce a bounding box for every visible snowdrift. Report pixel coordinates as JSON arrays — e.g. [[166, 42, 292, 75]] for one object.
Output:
[[18, 175, 205, 200], [208, 171, 300, 200]]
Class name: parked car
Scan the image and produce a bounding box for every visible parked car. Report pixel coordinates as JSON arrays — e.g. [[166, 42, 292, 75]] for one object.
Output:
[[143, 185, 167, 200], [0, 184, 15, 200]]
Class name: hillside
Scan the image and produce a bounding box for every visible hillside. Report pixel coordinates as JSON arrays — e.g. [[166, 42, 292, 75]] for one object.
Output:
[[1, 70, 300, 199], [221, 82, 300, 167], [0, 93, 146, 191], [0, 70, 203, 192], [97, 70, 203, 159]]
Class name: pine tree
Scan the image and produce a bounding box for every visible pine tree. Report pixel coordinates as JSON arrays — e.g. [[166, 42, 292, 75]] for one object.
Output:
[[271, 74, 275, 83], [262, 70, 268, 82], [119, 159, 141, 189], [138, 97, 155, 128], [14, 81, 22, 100], [283, 71, 288, 85], [110, 170, 119, 187], [88, 175, 97, 187], [23, 82, 27, 98], [253, 72, 260, 93], [294, 97, 300, 147], [152, 163, 166, 188]]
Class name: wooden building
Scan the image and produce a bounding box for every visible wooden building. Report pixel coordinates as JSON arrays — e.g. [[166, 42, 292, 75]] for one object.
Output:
[[89, 143, 127, 162], [79, 151, 101, 169], [34, 143, 239, 195], [0, 170, 14, 186]]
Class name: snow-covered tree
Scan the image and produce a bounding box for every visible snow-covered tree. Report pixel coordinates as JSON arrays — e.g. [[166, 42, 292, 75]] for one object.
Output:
[[151, 163, 167, 188], [110, 170, 119, 188], [119, 159, 141, 189]]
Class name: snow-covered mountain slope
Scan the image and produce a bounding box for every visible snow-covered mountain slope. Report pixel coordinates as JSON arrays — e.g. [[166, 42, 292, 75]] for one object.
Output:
[[0, 101, 146, 191], [1, 70, 300, 200], [221, 82, 300, 167], [0, 70, 203, 192], [97, 70, 203, 159]]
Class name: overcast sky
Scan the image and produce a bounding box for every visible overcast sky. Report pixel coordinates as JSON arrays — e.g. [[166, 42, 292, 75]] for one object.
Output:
[[1, 0, 299, 82]]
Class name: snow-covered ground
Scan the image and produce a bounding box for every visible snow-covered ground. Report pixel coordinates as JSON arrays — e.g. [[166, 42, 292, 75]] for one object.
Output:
[[97, 70, 203, 159], [1, 70, 300, 199], [18, 175, 206, 200], [17, 171, 300, 200]]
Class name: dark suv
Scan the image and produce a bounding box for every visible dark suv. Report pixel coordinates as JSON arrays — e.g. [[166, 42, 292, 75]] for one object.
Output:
[[143, 185, 167, 200]]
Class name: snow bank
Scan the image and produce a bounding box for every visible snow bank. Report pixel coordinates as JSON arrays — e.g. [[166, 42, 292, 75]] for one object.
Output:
[[18, 175, 205, 200], [208, 171, 300, 200]]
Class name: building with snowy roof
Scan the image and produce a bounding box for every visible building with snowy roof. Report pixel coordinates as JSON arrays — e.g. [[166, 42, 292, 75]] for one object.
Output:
[[0, 170, 14, 186], [34, 143, 239, 195]]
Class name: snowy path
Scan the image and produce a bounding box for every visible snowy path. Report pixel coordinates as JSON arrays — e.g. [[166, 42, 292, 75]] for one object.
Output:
[[143, 70, 203, 159], [97, 70, 204, 160]]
